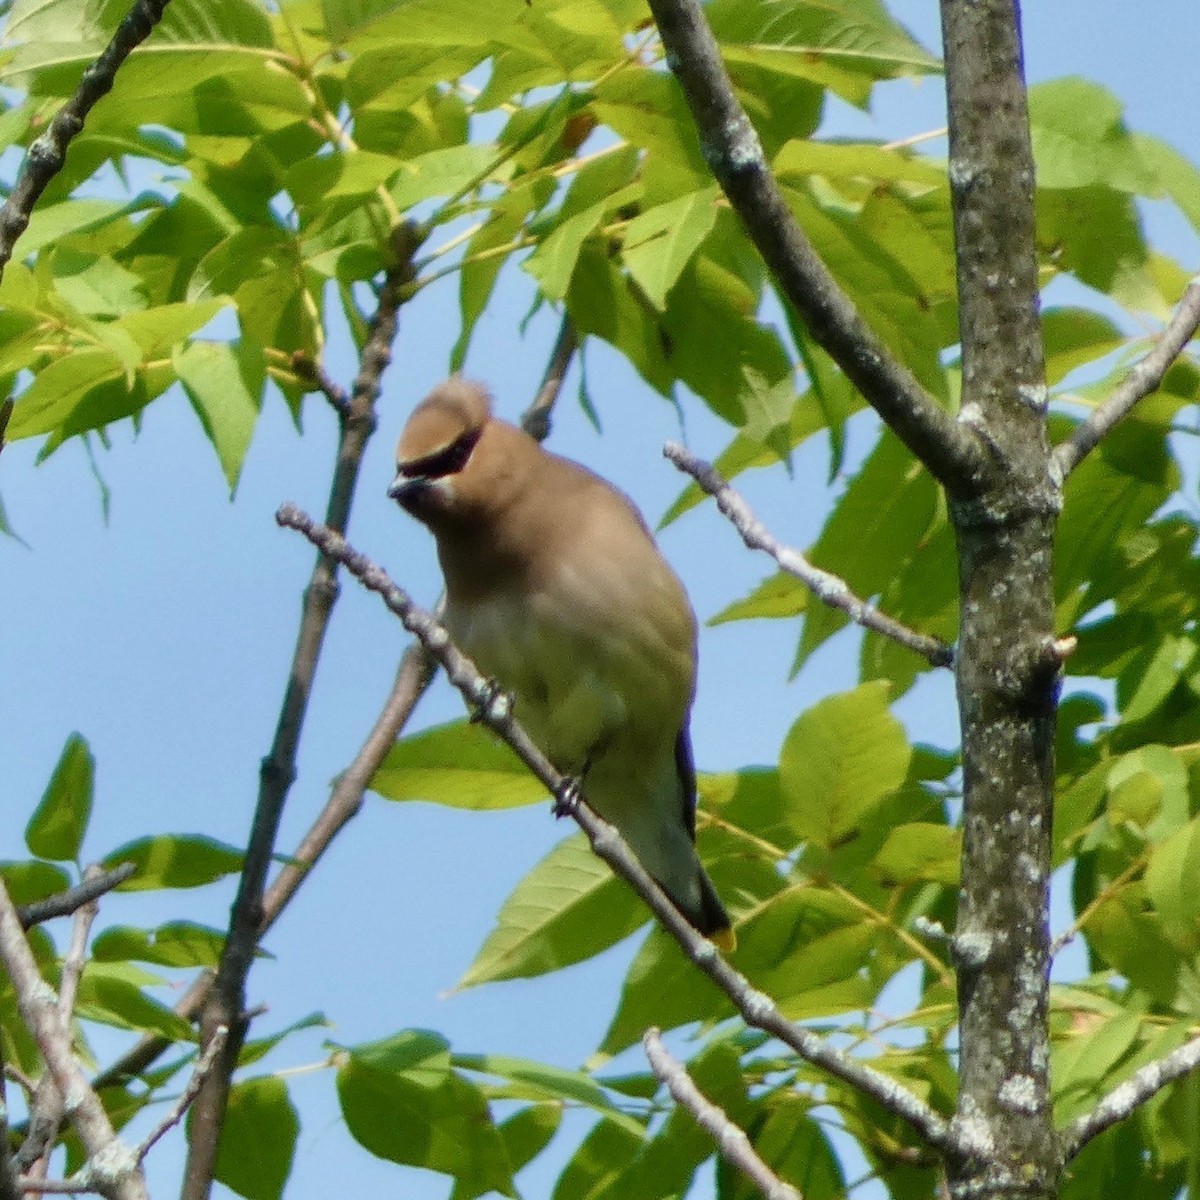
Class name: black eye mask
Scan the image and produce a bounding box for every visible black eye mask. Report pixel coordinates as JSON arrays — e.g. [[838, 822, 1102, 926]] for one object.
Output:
[[398, 426, 481, 480]]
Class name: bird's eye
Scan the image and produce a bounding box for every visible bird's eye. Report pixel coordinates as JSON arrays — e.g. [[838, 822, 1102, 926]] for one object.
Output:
[[400, 427, 481, 480]]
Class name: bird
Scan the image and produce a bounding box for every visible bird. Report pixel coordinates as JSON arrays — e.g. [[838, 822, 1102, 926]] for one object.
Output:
[[388, 376, 734, 951]]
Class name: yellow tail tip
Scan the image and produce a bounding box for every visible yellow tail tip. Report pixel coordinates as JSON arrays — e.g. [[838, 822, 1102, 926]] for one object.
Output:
[[709, 926, 737, 954]]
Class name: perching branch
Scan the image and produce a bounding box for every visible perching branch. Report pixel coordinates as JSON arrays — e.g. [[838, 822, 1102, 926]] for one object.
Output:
[[1052, 277, 1200, 478], [0, 0, 174, 280], [0, 879, 148, 1200], [182, 224, 421, 1200], [275, 505, 958, 1157], [17, 863, 136, 929], [643, 1028, 801, 1200], [1058, 1032, 1200, 1163], [665, 442, 954, 668], [643, 0, 983, 495]]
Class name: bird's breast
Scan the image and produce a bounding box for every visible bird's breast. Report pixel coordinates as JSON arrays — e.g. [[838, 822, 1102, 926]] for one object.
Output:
[[443, 581, 691, 775]]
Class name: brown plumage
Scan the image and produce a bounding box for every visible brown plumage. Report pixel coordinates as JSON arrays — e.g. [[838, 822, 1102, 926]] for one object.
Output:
[[389, 377, 733, 949]]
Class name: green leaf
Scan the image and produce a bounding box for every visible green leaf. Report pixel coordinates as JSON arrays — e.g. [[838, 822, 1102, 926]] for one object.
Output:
[[600, 926, 733, 1054], [726, 1105, 844, 1200], [212, 1078, 299, 1200], [370, 720, 544, 810], [6, 349, 132, 442], [453, 1052, 643, 1135], [873, 823, 961, 885], [76, 963, 195, 1040], [796, 432, 939, 668], [92, 921, 228, 968], [1030, 78, 1159, 194], [286, 150, 402, 205], [621, 187, 720, 310], [25, 732, 93, 861], [1054, 1008, 1143, 1119], [1133, 133, 1200, 238], [774, 139, 945, 188], [459, 833, 645, 987], [709, 0, 940, 107], [175, 339, 265, 493], [391, 144, 505, 213], [100, 835, 244, 890], [452, 1106, 559, 1200], [1106, 746, 1189, 844], [0, 860, 71, 906], [709, 572, 807, 626], [779, 683, 911, 848], [1146, 817, 1200, 952], [551, 1117, 644, 1200], [337, 1031, 513, 1197], [524, 200, 610, 303]]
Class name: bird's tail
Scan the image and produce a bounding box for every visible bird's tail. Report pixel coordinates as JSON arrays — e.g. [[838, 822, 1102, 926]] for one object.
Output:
[[688, 865, 736, 953]]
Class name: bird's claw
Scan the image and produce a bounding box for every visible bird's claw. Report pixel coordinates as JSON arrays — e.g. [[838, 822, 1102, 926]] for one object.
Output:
[[553, 776, 583, 818], [472, 679, 513, 724]]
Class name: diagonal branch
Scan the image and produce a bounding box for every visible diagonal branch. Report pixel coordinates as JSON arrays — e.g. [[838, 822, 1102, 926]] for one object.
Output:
[[644, 1028, 801, 1200], [0, 0, 174, 281], [1052, 277, 1200, 478], [181, 224, 421, 1200], [643, 0, 982, 495], [665, 442, 953, 668], [1058, 1032, 1200, 1163], [18, 863, 136, 929], [275, 505, 958, 1157]]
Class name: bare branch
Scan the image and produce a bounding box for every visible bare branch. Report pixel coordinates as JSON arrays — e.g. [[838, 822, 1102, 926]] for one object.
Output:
[[520, 316, 578, 441], [642, 0, 982, 494], [0, 879, 147, 1200], [1052, 277, 1200, 478], [644, 1028, 801, 1200], [0, 0, 174, 280], [261, 642, 436, 923], [18, 863, 136, 929], [134, 1028, 227, 1164], [0, 1042, 18, 1200], [1058, 1033, 1200, 1163], [274, 506, 957, 1155], [665, 442, 953, 668], [182, 225, 421, 1200]]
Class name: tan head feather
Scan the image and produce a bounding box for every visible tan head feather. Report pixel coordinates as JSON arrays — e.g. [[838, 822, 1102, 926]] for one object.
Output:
[[396, 377, 493, 470]]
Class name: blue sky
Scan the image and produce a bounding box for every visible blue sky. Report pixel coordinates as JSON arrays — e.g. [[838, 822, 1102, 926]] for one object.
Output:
[[2, 2, 1199, 1196]]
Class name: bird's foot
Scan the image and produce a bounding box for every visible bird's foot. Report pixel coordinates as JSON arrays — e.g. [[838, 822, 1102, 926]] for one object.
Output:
[[471, 678, 513, 725], [552, 776, 583, 819]]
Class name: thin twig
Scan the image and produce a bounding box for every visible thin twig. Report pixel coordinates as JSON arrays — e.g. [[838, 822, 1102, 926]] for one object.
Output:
[[182, 224, 421, 1200], [0, 1041, 17, 1200], [1049, 857, 1145, 957], [0, 0, 174, 280], [1053, 277, 1200, 478], [520, 316, 578, 441], [1058, 1033, 1200, 1163], [0, 879, 147, 1200], [274, 506, 957, 1156], [290, 351, 351, 419], [643, 0, 982, 494], [664, 442, 954, 668], [18, 863, 136, 929], [22, 868, 108, 1185], [644, 1028, 801, 1200], [11, 1032, 226, 1197], [134, 1028, 227, 1164]]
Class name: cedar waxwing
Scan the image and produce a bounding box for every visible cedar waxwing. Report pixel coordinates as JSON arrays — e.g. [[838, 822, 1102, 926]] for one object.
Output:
[[389, 377, 734, 950]]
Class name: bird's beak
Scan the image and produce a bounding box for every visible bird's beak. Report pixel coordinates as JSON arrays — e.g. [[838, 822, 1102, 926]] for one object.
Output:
[[388, 472, 429, 508]]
